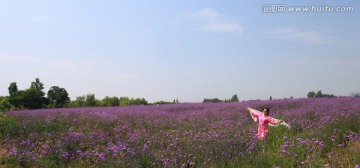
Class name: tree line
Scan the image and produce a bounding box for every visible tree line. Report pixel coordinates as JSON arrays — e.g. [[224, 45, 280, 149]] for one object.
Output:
[[1, 78, 359, 112], [203, 94, 239, 103], [307, 90, 336, 98], [6, 78, 65, 110], [68, 94, 148, 107], [308, 91, 360, 98], [0, 78, 150, 112], [350, 92, 360, 97]]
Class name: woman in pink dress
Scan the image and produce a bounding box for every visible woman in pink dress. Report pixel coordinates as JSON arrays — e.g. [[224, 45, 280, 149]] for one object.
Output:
[[246, 107, 288, 140]]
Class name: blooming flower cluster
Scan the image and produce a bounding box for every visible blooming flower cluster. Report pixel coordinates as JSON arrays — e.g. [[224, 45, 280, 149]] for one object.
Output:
[[1, 97, 359, 167]]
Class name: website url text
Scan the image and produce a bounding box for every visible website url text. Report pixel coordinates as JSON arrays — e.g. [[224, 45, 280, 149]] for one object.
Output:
[[262, 4, 354, 13]]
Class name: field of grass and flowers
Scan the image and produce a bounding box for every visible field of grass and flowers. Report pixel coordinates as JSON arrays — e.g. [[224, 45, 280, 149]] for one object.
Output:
[[0, 98, 359, 167]]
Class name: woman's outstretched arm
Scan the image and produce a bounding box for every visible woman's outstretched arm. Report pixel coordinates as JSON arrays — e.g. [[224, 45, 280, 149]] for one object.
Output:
[[246, 107, 261, 121]]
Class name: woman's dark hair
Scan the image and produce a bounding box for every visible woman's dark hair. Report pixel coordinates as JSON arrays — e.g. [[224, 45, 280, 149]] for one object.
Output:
[[264, 108, 270, 115]]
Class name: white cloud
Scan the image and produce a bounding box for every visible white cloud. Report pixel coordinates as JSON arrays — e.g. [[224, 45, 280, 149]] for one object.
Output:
[[35, 15, 51, 22], [189, 8, 244, 36], [269, 28, 331, 44]]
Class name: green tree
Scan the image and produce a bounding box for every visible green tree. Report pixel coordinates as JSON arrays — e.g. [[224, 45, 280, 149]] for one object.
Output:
[[308, 90, 335, 98], [9, 90, 26, 108], [351, 92, 360, 97], [119, 97, 130, 106], [30, 78, 45, 97], [7, 78, 48, 109], [8, 82, 24, 108], [135, 98, 147, 105], [22, 78, 48, 109], [7, 82, 22, 108], [315, 90, 323, 98], [22, 88, 48, 109], [47, 86, 70, 108], [129, 98, 147, 105], [231, 94, 239, 102], [118, 97, 147, 106], [102, 96, 119, 107], [307, 91, 316, 98], [8, 82, 18, 96], [75, 96, 85, 107], [203, 98, 222, 103], [85, 94, 96, 107], [0, 96, 11, 112], [154, 100, 173, 105]]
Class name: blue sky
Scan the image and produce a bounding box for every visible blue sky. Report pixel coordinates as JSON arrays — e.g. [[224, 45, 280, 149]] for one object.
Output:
[[1, 0, 359, 102]]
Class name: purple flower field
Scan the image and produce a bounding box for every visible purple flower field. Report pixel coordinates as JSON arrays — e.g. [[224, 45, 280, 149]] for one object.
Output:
[[1, 98, 360, 167]]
